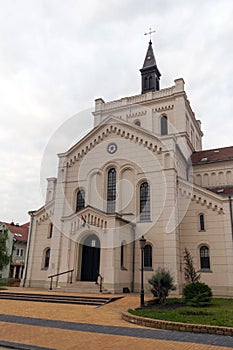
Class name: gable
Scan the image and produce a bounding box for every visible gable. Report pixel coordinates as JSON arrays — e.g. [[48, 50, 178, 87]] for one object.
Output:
[[58, 115, 165, 168]]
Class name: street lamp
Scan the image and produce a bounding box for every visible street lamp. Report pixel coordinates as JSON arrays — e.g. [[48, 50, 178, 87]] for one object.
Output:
[[139, 235, 146, 307]]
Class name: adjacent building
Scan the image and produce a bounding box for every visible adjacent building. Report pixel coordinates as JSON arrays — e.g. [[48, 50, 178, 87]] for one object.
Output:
[[0, 222, 29, 281]]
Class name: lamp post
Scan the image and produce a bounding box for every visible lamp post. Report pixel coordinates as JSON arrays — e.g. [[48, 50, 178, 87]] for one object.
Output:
[[139, 235, 146, 307]]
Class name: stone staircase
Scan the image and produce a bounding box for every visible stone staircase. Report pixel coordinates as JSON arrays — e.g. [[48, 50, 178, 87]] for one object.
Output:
[[0, 291, 113, 306], [54, 281, 106, 294]]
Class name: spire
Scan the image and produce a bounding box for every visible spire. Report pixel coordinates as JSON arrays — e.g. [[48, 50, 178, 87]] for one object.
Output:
[[140, 40, 161, 94]]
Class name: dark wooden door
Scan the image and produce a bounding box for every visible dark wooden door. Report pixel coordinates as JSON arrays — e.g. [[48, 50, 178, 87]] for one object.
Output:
[[81, 235, 100, 281]]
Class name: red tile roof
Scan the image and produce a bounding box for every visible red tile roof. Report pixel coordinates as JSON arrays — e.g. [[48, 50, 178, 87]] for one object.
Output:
[[207, 186, 233, 196], [0, 222, 29, 242], [192, 146, 233, 165]]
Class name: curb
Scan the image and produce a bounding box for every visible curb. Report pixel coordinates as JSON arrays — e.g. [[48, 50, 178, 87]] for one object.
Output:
[[121, 311, 233, 336]]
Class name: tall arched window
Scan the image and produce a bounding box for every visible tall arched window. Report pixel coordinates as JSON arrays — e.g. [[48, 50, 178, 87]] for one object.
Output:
[[43, 248, 50, 269], [48, 223, 53, 239], [107, 168, 116, 213], [144, 244, 152, 269], [76, 189, 85, 212], [199, 214, 205, 231], [200, 246, 210, 270], [161, 116, 168, 135], [140, 182, 150, 221]]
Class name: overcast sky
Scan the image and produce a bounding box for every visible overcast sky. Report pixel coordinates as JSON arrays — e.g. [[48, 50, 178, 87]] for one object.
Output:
[[0, 0, 232, 224]]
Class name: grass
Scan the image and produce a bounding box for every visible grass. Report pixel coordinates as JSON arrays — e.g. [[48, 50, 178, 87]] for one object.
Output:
[[129, 298, 233, 327]]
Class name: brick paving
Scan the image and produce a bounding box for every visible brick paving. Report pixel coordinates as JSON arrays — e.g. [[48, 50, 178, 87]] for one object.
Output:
[[0, 288, 232, 350]]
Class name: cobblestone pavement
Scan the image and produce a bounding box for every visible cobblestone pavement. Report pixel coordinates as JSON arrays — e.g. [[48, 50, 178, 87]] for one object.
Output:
[[0, 289, 232, 350]]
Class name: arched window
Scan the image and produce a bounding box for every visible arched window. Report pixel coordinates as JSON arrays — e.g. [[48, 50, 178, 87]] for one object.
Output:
[[203, 173, 209, 187], [200, 246, 210, 270], [199, 214, 205, 231], [76, 189, 85, 212], [140, 182, 150, 221], [226, 171, 232, 184], [211, 172, 217, 186], [144, 244, 152, 269], [48, 223, 53, 239], [195, 174, 202, 186], [107, 168, 116, 213], [161, 116, 168, 135], [218, 172, 224, 185], [43, 248, 50, 269]]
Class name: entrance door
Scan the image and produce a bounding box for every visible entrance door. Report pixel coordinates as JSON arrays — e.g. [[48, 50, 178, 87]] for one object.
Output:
[[81, 234, 100, 281]]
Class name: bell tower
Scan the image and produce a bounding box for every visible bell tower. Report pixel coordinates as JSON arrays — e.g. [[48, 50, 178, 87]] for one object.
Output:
[[140, 39, 161, 94]]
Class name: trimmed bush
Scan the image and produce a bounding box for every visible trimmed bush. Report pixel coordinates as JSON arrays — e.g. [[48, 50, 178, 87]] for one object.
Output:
[[148, 268, 176, 304], [183, 281, 212, 307]]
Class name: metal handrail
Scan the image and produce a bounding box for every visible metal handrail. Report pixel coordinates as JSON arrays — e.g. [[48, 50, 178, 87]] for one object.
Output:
[[48, 269, 74, 290]]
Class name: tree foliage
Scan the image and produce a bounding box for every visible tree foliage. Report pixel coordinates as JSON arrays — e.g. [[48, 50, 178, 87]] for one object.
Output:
[[0, 226, 11, 270], [183, 247, 200, 284], [148, 267, 176, 304]]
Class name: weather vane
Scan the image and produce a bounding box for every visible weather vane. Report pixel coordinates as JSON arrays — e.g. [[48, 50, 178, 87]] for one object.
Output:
[[144, 27, 156, 41]]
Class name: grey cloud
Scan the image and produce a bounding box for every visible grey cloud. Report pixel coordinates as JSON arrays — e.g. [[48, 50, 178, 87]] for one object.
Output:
[[0, 0, 232, 223]]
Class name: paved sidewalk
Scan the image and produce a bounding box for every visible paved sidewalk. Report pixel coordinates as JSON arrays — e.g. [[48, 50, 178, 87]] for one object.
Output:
[[0, 288, 232, 350]]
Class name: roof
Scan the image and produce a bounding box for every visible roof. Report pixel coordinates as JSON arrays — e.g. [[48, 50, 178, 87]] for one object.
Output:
[[0, 222, 29, 242], [192, 146, 233, 165], [207, 186, 233, 196], [142, 40, 157, 69]]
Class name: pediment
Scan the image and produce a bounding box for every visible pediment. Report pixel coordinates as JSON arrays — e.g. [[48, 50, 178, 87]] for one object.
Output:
[[58, 114, 165, 168]]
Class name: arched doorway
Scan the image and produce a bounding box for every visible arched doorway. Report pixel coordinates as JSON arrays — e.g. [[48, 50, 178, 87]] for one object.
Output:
[[81, 234, 100, 281]]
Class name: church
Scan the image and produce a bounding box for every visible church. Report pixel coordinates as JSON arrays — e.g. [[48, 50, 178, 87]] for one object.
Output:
[[22, 39, 233, 296]]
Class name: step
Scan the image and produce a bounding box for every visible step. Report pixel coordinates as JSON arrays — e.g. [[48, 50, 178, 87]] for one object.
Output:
[[0, 291, 112, 306], [55, 281, 103, 294]]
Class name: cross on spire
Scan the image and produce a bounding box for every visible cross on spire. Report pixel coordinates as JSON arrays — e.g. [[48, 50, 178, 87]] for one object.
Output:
[[144, 28, 156, 42]]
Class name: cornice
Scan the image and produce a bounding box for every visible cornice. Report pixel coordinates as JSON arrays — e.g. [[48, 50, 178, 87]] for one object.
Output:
[[152, 104, 174, 113], [178, 178, 224, 213], [62, 119, 164, 168], [36, 203, 54, 225]]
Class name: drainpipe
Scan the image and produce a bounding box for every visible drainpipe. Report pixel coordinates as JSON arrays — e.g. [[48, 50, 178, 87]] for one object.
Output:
[[131, 225, 136, 292], [22, 211, 34, 287], [228, 196, 233, 239]]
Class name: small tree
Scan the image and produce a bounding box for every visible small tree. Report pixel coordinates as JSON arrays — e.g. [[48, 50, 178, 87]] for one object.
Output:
[[0, 226, 11, 271], [183, 281, 212, 307], [183, 247, 200, 284], [148, 267, 176, 304]]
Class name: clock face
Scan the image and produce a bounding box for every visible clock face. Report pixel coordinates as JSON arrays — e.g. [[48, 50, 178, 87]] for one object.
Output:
[[107, 143, 117, 154]]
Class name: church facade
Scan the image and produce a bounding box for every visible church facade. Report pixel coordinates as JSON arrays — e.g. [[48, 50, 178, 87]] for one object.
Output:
[[22, 41, 233, 296]]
